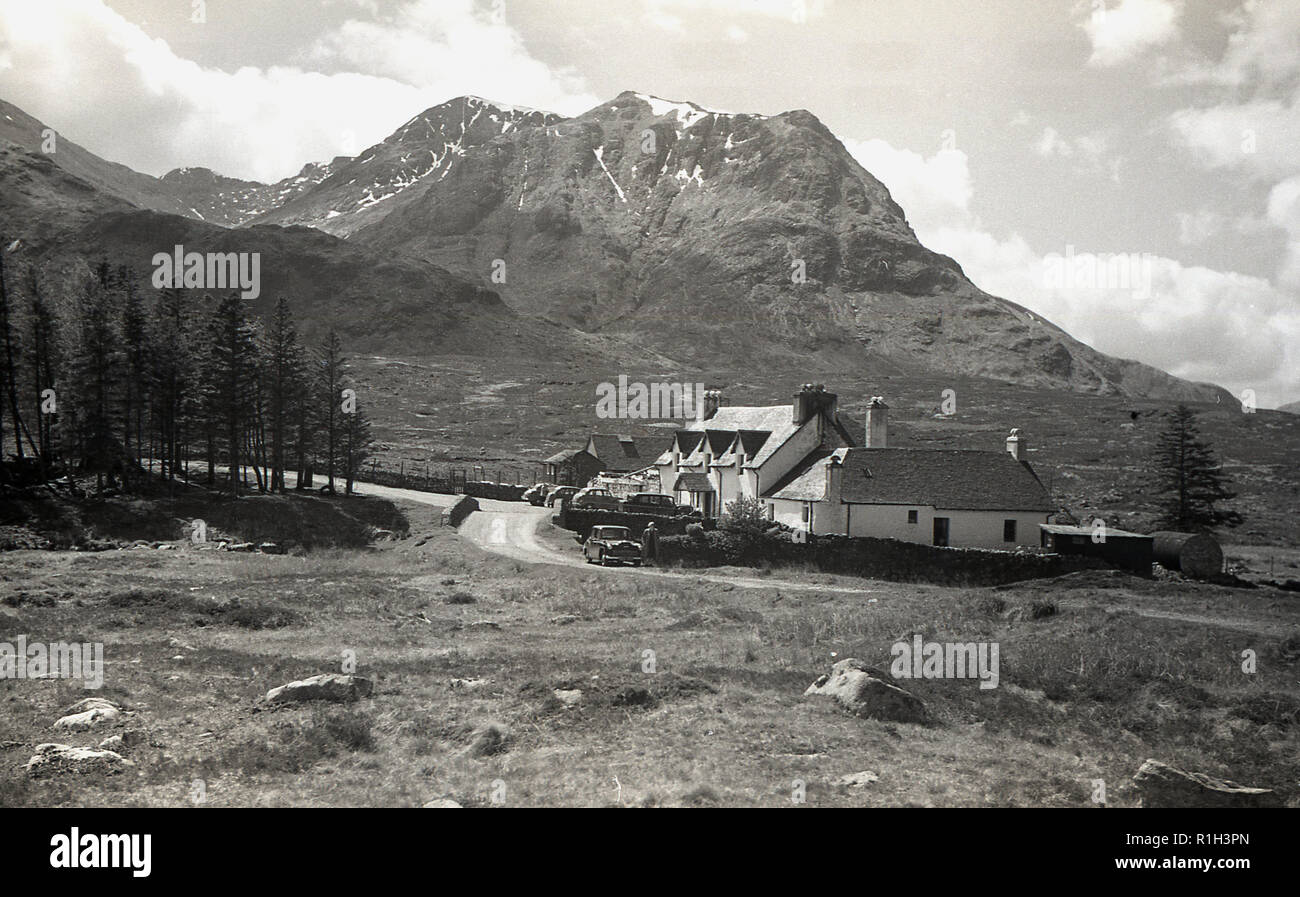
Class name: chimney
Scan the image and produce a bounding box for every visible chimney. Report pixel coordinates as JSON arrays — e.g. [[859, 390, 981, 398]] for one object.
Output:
[[865, 396, 888, 448], [696, 388, 722, 423], [792, 383, 836, 424], [1006, 428, 1025, 461]]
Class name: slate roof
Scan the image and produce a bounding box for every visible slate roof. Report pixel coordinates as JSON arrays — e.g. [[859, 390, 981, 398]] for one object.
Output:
[[546, 448, 595, 465], [672, 472, 715, 493], [766, 448, 1052, 511], [586, 434, 672, 472]]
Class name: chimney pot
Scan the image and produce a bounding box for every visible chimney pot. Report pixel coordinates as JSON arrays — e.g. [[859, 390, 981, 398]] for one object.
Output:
[[1006, 428, 1025, 461], [865, 396, 889, 448]]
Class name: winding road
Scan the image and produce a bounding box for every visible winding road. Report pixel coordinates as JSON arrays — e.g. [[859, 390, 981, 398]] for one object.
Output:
[[351, 482, 875, 595]]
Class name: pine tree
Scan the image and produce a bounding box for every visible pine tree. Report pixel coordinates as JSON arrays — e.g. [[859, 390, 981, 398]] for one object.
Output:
[[265, 298, 305, 493], [1149, 404, 1241, 531], [26, 267, 60, 469], [206, 293, 259, 497], [67, 276, 124, 492], [315, 330, 346, 494], [119, 271, 147, 489]]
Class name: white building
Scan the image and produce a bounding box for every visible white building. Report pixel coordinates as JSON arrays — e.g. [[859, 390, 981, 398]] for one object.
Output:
[[654, 387, 1053, 549]]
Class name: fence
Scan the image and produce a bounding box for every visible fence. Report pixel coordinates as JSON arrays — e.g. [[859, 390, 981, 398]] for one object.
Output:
[[363, 460, 540, 499]]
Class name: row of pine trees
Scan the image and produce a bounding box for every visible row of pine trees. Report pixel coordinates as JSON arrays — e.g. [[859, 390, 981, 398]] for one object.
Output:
[[0, 250, 374, 498]]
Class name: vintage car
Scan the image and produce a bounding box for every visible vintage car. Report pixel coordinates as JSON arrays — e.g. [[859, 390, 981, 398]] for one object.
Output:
[[571, 486, 622, 510], [619, 492, 681, 515], [522, 483, 548, 505], [547, 485, 579, 507], [582, 525, 642, 566]]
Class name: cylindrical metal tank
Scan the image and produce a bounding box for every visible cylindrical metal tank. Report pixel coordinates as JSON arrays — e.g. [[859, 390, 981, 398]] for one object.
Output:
[[1151, 531, 1223, 578]]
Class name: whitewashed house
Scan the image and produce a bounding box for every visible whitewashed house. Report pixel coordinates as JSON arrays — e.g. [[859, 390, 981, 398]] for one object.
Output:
[[654, 387, 1052, 549]]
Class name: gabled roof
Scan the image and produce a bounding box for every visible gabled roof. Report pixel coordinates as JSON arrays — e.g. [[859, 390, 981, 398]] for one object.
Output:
[[673, 472, 715, 493], [546, 448, 596, 465], [766, 447, 1052, 512], [586, 434, 672, 472]]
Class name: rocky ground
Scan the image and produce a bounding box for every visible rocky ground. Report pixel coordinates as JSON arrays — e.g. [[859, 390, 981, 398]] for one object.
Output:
[[2, 496, 1296, 808]]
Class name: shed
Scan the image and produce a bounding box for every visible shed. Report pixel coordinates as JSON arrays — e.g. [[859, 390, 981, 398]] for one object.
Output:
[[1151, 531, 1223, 579], [1039, 524, 1153, 575]]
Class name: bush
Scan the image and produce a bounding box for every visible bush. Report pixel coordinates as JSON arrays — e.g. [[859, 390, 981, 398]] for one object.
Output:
[[719, 496, 769, 540]]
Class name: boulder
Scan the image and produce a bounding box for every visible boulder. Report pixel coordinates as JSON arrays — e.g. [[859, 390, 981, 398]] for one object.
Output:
[[805, 658, 929, 724], [53, 698, 122, 732], [423, 798, 462, 808], [24, 743, 133, 777], [837, 771, 880, 787], [265, 673, 373, 704], [553, 688, 583, 707], [258, 542, 285, 555], [1132, 759, 1283, 808], [228, 542, 256, 552]]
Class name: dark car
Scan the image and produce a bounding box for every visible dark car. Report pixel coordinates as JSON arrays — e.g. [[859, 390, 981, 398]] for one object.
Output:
[[547, 486, 579, 507], [522, 484, 548, 505], [620, 492, 680, 515], [572, 486, 622, 510], [582, 525, 642, 566]]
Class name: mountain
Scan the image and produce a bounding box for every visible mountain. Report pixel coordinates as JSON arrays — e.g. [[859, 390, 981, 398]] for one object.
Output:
[[1279, 401, 1300, 414], [0, 110, 602, 361], [247, 96, 563, 237], [0, 92, 1232, 402], [322, 91, 1225, 401], [157, 163, 339, 227]]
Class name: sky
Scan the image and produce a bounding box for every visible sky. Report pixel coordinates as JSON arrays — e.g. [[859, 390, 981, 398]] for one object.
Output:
[[0, 0, 1297, 407]]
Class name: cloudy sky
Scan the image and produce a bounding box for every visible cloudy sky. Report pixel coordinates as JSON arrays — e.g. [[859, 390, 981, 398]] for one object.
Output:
[[1, 0, 1297, 406]]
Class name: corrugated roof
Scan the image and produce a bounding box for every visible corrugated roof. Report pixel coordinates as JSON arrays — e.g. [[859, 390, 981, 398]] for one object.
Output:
[[1041, 524, 1150, 539]]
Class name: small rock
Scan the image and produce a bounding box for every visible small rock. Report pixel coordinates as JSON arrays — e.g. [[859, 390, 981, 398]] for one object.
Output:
[[228, 542, 256, 552], [423, 798, 462, 808], [168, 637, 195, 651], [553, 688, 583, 707], [837, 771, 880, 787], [265, 673, 373, 704], [258, 542, 284, 554], [53, 698, 122, 732], [98, 734, 125, 751], [1132, 759, 1283, 808], [24, 743, 133, 777], [467, 723, 511, 757], [550, 614, 578, 625], [468, 620, 500, 630], [805, 658, 929, 724], [450, 677, 488, 690]]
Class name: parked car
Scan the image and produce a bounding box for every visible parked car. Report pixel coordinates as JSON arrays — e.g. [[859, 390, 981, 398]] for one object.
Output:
[[620, 492, 680, 515], [571, 486, 622, 510], [547, 486, 579, 507], [522, 483, 547, 505], [582, 525, 642, 566]]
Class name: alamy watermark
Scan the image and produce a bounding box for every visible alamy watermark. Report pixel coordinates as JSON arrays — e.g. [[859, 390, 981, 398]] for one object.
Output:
[[1042, 245, 1153, 300], [151, 244, 261, 300], [595, 376, 708, 419], [0, 636, 104, 689], [891, 635, 999, 690]]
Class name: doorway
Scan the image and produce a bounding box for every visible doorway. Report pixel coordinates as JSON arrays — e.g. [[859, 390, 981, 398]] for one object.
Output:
[[932, 517, 950, 547]]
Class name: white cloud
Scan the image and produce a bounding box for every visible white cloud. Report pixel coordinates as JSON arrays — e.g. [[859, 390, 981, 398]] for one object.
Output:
[[643, 0, 830, 29], [1079, 0, 1182, 67], [841, 133, 1300, 407], [0, 0, 597, 182], [1169, 0, 1300, 88]]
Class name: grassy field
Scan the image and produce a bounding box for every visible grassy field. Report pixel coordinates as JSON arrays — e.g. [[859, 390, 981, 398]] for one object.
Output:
[[2, 497, 1297, 808]]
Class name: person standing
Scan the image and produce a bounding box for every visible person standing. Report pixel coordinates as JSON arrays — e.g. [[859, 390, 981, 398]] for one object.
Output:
[[641, 521, 659, 565]]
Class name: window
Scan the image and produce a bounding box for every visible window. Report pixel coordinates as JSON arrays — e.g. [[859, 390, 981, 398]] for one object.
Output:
[[907, 510, 918, 524], [801, 504, 810, 522], [1003, 519, 1017, 543], [766, 503, 775, 520]]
